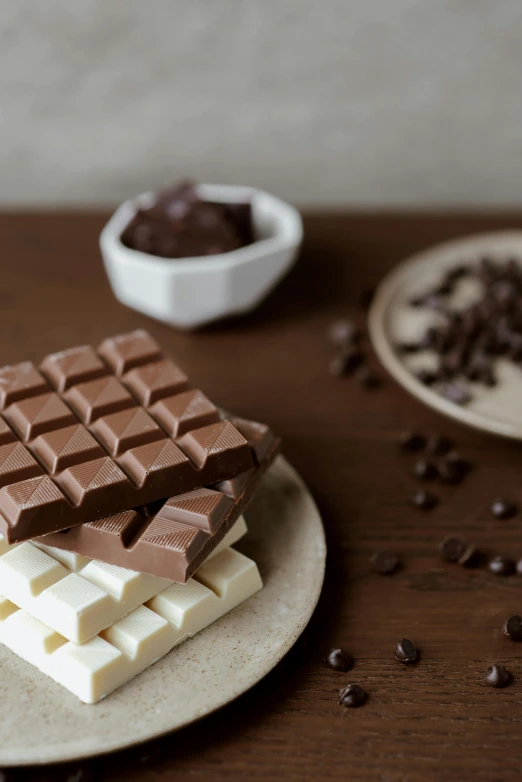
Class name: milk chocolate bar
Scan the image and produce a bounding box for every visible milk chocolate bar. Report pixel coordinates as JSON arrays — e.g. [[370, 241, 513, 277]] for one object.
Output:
[[37, 415, 280, 581], [0, 331, 256, 542]]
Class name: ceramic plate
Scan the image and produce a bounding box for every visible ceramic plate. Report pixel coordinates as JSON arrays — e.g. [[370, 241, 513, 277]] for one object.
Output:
[[0, 456, 325, 765], [369, 231, 522, 439]]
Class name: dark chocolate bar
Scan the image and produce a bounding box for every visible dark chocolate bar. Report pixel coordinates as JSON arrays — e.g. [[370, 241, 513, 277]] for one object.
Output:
[[37, 416, 280, 581], [0, 331, 256, 543]]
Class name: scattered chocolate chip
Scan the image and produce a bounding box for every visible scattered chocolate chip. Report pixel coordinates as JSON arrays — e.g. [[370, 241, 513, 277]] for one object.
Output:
[[328, 319, 361, 347], [491, 498, 518, 520], [485, 664, 512, 688], [425, 434, 453, 456], [371, 549, 398, 575], [504, 615, 522, 641], [399, 432, 426, 452], [395, 638, 419, 665], [325, 648, 353, 672], [489, 555, 516, 576], [339, 349, 364, 375], [410, 489, 438, 510], [437, 459, 463, 485], [413, 459, 438, 481], [447, 451, 472, 469], [458, 543, 483, 568], [330, 351, 363, 377], [439, 536, 467, 563], [338, 684, 367, 707], [438, 452, 471, 485], [355, 365, 382, 389]]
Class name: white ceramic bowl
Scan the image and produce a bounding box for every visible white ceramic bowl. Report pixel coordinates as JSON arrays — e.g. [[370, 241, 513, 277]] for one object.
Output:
[[100, 184, 303, 329]]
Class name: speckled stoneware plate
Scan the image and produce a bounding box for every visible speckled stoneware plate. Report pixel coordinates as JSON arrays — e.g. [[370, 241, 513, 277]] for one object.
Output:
[[369, 231, 522, 440], [0, 456, 325, 766]]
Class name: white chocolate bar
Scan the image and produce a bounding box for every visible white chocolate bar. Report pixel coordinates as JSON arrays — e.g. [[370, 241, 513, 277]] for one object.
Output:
[[0, 546, 261, 703], [0, 516, 247, 644]]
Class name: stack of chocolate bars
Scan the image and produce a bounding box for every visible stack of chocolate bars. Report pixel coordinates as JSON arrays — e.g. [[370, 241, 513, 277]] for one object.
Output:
[[0, 330, 279, 702]]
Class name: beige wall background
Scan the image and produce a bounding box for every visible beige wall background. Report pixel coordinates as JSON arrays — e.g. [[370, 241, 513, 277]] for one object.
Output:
[[1, 0, 521, 208]]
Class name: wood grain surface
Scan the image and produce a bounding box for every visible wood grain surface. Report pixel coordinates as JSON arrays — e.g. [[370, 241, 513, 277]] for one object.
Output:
[[3, 212, 522, 782]]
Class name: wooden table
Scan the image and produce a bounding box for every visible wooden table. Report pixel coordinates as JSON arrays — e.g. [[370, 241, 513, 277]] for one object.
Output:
[[4, 212, 522, 782]]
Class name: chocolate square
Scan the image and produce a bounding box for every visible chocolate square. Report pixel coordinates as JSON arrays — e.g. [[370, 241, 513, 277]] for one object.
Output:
[[149, 389, 219, 437], [40, 346, 109, 392]]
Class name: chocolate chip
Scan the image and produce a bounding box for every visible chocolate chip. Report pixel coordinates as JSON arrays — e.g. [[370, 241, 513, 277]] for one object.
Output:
[[458, 543, 483, 568], [437, 459, 463, 485], [331, 351, 363, 377], [415, 368, 438, 386], [355, 365, 382, 389], [438, 452, 470, 485], [491, 498, 518, 520], [328, 320, 361, 347], [504, 615, 522, 641], [425, 434, 453, 456], [371, 549, 398, 575], [399, 432, 426, 452], [325, 648, 353, 672], [441, 383, 472, 405], [413, 459, 438, 481], [485, 664, 512, 688], [446, 451, 471, 469], [397, 342, 421, 355], [410, 489, 438, 510], [489, 555, 515, 576], [336, 349, 364, 375], [338, 684, 367, 707], [439, 536, 466, 563], [444, 264, 470, 284], [481, 367, 497, 387], [395, 638, 419, 665]]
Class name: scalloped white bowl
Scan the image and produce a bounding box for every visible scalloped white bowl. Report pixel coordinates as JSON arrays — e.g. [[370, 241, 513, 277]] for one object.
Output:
[[100, 184, 303, 329]]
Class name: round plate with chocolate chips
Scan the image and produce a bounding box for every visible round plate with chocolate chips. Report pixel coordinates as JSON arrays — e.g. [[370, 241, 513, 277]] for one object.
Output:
[[369, 231, 522, 439]]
